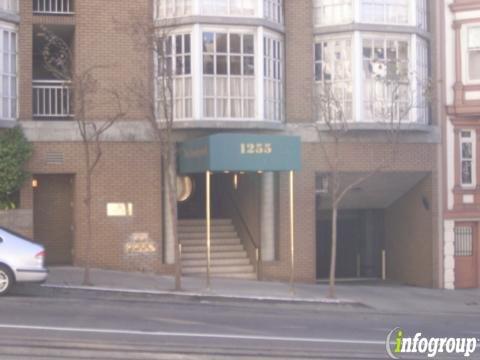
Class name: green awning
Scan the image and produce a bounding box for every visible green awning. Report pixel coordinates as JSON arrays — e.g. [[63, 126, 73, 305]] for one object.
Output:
[[178, 133, 301, 174]]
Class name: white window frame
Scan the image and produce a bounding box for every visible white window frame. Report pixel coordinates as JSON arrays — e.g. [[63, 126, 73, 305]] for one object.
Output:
[[460, 129, 476, 188], [0, 0, 18, 13], [314, 34, 354, 122], [263, 30, 284, 122], [154, 0, 192, 19], [313, 0, 353, 27], [200, 0, 257, 17], [360, 0, 409, 25], [463, 24, 480, 85], [154, 28, 193, 121], [263, 0, 283, 24], [0, 22, 17, 121], [201, 26, 257, 120], [360, 32, 412, 123]]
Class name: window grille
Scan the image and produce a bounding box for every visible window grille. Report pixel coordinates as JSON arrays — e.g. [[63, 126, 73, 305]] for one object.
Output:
[[454, 226, 473, 257]]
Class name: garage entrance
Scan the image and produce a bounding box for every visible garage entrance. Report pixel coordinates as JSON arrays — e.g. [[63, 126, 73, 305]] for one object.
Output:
[[33, 174, 74, 265]]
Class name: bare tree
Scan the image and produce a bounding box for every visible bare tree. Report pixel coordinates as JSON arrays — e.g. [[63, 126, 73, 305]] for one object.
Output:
[[39, 27, 126, 286], [119, 16, 182, 291], [314, 61, 429, 298]]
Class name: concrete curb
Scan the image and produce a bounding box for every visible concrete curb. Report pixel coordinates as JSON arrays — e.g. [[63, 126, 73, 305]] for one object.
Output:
[[41, 283, 364, 306]]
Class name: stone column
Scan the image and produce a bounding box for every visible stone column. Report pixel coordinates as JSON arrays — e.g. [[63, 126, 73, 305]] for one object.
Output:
[[261, 172, 275, 261]]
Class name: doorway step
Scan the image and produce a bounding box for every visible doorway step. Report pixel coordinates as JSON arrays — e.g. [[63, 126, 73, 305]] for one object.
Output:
[[178, 219, 256, 280]]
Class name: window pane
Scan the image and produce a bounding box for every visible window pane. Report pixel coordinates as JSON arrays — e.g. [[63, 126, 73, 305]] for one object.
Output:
[[462, 161, 472, 184], [217, 55, 227, 74], [243, 35, 254, 54], [203, 55, 214, 74], [216, 33, 227, 53], [184, 34, 191, 53], [463, 143, 473, 159], [184, 55, 191, 74], [176, 35, 183, 54], [244, 56, 255, 75], [230, 34, 241, 53], [469, 51, 480, 80], [203, 32, 214, 52], [231, 55, 241, 75]]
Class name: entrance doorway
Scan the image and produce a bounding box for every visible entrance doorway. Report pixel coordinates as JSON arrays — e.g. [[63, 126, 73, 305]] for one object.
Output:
[[316, 209, 384, 279], [454, 223, 478, 289], [33, 174, 74, 265]]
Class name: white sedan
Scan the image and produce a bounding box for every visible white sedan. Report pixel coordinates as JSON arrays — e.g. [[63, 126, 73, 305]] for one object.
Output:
[[0, 227, 48, 295]]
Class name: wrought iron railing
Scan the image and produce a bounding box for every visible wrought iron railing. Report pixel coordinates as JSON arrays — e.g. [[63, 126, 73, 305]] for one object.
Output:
[[33, 80, 73, 118]]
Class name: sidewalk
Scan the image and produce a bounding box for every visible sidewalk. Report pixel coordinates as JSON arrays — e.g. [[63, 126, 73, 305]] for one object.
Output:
[[43, 266, 480, 314]]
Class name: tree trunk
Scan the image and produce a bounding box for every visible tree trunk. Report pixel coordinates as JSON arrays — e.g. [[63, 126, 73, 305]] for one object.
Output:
[[164, 144, 181, 291], [328, 206, 338, 299], [83, 169, 93, 286]]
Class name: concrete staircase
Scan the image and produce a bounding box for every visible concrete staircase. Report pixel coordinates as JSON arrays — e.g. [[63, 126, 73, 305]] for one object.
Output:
[[178, 218, 256, 280]]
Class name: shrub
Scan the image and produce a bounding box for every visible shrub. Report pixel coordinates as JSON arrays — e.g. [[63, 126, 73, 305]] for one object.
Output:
[[0, 127, 32, 210]]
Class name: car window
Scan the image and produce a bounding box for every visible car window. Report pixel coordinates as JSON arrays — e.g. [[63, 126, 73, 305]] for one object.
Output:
[[0, 227, 35, 243]]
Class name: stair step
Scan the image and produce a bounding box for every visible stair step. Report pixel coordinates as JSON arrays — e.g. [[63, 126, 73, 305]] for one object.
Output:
[[181, 251, 248, 260], [179, 219, 232, 226], [178, 232, 238, 239], [181, 244, 245, 253], [182, 264, 254, 274], [179, 225, 235, 233], [182, 258, 251, 267], [180, 238, 241, 246]]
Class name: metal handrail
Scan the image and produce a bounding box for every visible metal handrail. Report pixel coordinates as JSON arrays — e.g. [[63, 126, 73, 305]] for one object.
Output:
[[225, 190, 260, 278]]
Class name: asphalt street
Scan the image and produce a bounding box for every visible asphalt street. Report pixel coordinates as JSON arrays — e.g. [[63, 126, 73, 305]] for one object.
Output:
[[1, 285, 480, 359]]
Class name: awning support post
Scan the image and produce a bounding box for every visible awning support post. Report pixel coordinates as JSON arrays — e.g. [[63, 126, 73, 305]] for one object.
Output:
[[206, 171, 212, 290], [289, 170, 295, 295]]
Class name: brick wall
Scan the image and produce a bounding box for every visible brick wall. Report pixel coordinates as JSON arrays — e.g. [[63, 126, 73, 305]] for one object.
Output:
[[284, 0, 313, 123], [22, 141, 167, 273], [385, 175, 435, 287]]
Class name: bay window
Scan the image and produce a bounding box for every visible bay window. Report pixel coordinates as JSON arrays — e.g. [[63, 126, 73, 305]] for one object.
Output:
[[460, 130, 475, 187], [203, 31, 255, 119], [1, 29, 16, 121], [156, 33, 192, 120], [314, 32, 429, 124], [467, 26, 480, 82], [314, 38, 352, 121]]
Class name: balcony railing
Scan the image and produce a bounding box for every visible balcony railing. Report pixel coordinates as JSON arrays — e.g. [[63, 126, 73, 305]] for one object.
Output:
[[33, 80, 73, 119], [33, 0, 74, 14]]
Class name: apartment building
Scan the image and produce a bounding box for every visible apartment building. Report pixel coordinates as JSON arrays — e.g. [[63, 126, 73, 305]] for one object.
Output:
[[444, 0, 480, 289], [0, 0, 442, 287]]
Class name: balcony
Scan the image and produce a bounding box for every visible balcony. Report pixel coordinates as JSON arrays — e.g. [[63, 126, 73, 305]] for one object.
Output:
[[33, 0, 74, 15], [33, 80, 73, 119]]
